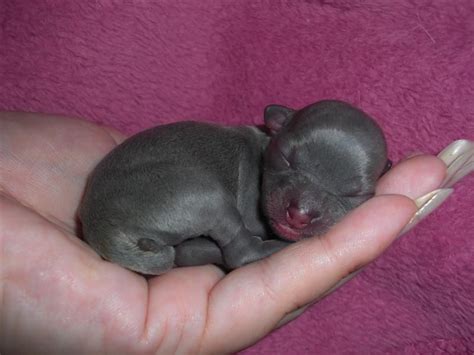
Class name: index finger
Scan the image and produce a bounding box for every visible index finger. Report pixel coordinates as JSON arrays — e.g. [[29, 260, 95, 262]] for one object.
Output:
[[199, 155, 446, 353], [200, 195, 415, 353]]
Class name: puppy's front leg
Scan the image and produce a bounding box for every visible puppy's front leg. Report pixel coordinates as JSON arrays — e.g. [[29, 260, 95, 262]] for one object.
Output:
[[210, 207, 290, 269], [222, 233, 289, 269]]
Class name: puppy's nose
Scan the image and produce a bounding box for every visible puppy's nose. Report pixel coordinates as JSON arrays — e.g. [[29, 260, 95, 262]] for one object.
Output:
[[286, 204, 319, 229]]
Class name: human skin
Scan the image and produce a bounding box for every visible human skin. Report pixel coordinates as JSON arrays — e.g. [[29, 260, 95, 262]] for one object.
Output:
[[0, 112, 446, 354]]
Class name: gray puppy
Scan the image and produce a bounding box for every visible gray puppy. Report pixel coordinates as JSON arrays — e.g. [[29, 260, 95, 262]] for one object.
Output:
[[79, 100, 389, 275]]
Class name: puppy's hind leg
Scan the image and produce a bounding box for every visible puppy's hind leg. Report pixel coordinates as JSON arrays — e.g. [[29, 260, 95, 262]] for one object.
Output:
[[175, 237, 224, 267], [86, 230, 175, 275]]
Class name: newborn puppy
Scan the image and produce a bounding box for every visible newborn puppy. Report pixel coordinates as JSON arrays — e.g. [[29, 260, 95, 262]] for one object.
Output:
[[262, 101, 390, 240], [80, 100, 389, 275]]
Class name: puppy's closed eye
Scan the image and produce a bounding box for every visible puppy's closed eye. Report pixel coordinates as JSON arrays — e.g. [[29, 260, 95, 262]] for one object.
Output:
[[338, 179, 369, 198], [343, 192, 373, 199]]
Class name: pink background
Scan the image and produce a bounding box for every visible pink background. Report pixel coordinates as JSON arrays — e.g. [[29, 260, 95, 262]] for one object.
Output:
[[1, 0, 473, 353]]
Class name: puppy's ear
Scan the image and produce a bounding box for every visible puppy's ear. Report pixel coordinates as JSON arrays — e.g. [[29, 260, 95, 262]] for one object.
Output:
[[264, 105, 294, 135]]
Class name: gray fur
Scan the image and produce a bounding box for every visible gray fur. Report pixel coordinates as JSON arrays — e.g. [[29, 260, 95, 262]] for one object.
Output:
[[79, 100, 388, 275]]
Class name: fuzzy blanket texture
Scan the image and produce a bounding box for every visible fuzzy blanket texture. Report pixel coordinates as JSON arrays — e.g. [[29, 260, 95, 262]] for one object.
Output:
[[1, 0, 473, 353]]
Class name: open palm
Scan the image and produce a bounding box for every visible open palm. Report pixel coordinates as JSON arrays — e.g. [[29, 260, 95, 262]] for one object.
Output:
[[0, 112, 447, 353]]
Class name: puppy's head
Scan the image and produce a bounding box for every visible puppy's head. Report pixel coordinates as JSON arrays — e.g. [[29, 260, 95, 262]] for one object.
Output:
[[262, 100, 389, 241]]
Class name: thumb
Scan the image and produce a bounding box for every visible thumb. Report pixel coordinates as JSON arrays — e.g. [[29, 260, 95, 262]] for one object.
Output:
[[200, 194, 416, 353]]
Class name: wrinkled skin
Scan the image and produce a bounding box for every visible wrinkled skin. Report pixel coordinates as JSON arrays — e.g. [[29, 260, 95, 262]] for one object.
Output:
[[0, 112, 446, 354], [262, 101, 388, 240]]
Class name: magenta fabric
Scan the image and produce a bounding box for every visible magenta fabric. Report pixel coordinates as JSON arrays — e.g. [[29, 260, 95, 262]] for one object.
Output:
[[1, 0, 473, 353]]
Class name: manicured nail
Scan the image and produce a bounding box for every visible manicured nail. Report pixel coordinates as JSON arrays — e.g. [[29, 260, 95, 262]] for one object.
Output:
[[399, 188, 454, 236], [319, 268, 363, 299], [438, 140, 474, 187], [438, 140, 473, 166], [276, 303, 311, 328], [442, 156, 474, 187]]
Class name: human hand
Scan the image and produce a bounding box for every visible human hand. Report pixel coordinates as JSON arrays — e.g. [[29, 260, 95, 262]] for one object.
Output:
[[1, 112, 462, 353]]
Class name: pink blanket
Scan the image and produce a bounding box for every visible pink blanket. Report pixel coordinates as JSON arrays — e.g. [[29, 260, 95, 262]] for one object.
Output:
[[1, 0, 473, 353]]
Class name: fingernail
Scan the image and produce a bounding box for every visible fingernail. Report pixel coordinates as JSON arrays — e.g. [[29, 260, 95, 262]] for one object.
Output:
[[438, 140, 474, 187], [442, 156, 474, 188], [438, 140, 473, 166], [399, 188, 454, 236], [443, 162, 474, 187], [313, 267, 366, 306], [276, 303, 311, 328]]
